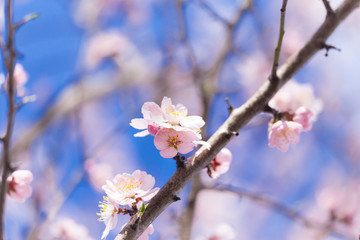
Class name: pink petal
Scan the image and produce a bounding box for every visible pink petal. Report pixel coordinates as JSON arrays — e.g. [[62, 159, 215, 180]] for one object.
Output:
[[134, 130, 149, 137], [160, 148, 178, 158], [178, 142, 195, 154], [130, 118, 148, 129], [180, 116, 205, 130], [154, 129, 169, 150], [142, 102, 164, 122]]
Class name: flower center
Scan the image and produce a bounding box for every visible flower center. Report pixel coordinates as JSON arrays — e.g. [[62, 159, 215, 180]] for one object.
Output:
[[168, 135, 182, 149]]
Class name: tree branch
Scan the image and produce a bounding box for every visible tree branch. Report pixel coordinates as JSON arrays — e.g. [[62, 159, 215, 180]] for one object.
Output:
[[270, 0, 288, 80], [322, 0, 335, 15], [0, 0, 17, 238], [115, 0, 360, 239]]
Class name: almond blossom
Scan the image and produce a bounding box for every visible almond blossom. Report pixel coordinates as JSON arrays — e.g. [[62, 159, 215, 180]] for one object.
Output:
[[7, 170, 33, 202], [97, 196, 120, 240], [102, 170, 159, 207], [154, 128, 200, 158], [136, 224, 154, 240], [49, 217, 94, 240], [207, 148, 232, 179], [1, 63, 29, 97], [268, 120, 303, 152], [293, 106, 314, 132], [130, 96, 205, 138]]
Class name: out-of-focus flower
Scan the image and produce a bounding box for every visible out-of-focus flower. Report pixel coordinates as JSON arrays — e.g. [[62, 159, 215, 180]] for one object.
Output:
[[7, 170, 33, 202], [207, 148, 232, 179], [196, 223, 236, 240], [98, 196, 119, 240], [1, 63, 29, 96], [85, 159, 114, 191], [102, 170, 159, 207], [293, 106, 314, 132], [138, 224, 154, 240], [84, 31, 129, 70], [269, 80, 323, 118], [49, 217, 94, 240], [130, 96, 205, 138], [154, 128, 199, 158], [268, 120, 303, 152]]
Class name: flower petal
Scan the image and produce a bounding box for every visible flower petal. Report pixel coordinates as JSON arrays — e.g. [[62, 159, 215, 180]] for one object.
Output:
[[160, 148, 178, 158]]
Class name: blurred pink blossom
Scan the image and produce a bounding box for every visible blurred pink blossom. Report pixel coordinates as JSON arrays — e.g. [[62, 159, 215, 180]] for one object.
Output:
[[207, 148, 232, 179], [269, 80, 323, 118], [84, 31, 129, 69], [138, 224, 154, 240], [2, 63, 29, 96], [154, 128, 199, 158], [98, 196, 119, 240], [102, 170, 159, 207], [268, 120, 303, 152], [49, 217, 94, 240], [85, 159, 114, 191], [293, 106, 314, 132], [7, 169, 33, 202], [130, 96, 205, 138]]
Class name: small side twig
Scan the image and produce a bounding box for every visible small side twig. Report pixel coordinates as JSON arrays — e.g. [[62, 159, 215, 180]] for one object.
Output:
[[322, 0, 334, 16], [270, 0, 288, 80], [320, 42, 341, 56], [225, 97, 234, 113], [173, 154, 185, 168]]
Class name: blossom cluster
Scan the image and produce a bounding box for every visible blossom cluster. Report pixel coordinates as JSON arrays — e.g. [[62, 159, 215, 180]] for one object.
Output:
[[130, 96, 209, 158], [268, 81, 323, 152], [98, 170, 159, 239]]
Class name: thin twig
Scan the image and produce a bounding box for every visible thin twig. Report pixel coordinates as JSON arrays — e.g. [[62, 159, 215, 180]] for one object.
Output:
[[322, 0, 335, 15], [0, 0, 17, 238], [270, 0, 288, 80], [196, 0, 230, 25]]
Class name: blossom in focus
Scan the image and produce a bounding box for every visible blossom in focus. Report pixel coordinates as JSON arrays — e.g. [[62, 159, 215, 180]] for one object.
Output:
[[49, 217, 94, 240], [268, 120, 303, 152], [293, 106, 314, 132], [7, 170, 33, 202], [207, 148, 232, 179], [98, 196, 119, 240], [85, 159, 114, 191], [154, 128, 199, 158], [130, 96, 205, 138], [102, 170, 159, 207], [137, 224, 154, 240]]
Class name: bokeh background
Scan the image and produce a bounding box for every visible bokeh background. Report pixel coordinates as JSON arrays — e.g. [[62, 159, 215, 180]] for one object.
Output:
[[1, 0, 360, 239]]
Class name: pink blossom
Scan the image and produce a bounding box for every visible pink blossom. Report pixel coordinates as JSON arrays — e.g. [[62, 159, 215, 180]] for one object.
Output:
[[137, 224, 154, 240], [130, 96, 205, 138], [3, 63, 29, 96], [269, 80, 323, 118], [7, 170, 33, 202], [49, 217, 94, 240], [268, 120, 303, 152], [207, 148, 232, 179], [97, 196, 119, 240], [84, 31, 128, 69], [102, 170, 159, 207], [154, 128, 199, 158], [85, 159, 114, 191], [293, 106, 314, 132]]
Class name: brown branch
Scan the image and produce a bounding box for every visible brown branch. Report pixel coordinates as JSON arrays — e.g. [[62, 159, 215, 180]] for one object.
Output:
[[115, 0, 360, 239], [211, 186, 353, 239], [270, 0, 288, 80], [322, 0, 335, 15], [0, 0, 17, 238]]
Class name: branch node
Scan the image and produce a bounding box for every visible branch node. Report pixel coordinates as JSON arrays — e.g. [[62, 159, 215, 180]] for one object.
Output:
[[322, 0, 334, 16], [173, 154, 185, 168], [225, 97, 234, 113], [320, 42, 341, 57], [226, 131, 239, 139], [173, 195, 181, 202]]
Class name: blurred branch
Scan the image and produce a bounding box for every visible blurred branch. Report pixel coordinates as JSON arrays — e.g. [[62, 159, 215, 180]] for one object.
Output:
[[0, 0, 17, 238], [322, 0, 335, 15], [179, 1, 253, 239], [212, 186, 353, 239], [115, 0, 360, 239], [175, 0, 199, 75], [11, 77, 125, 156], [270, 0, 288, 80], [196, 0, 230, 25]]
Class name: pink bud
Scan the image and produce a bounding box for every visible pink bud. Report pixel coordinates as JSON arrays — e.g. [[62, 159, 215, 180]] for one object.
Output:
[[7, 170, 33, 202]]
